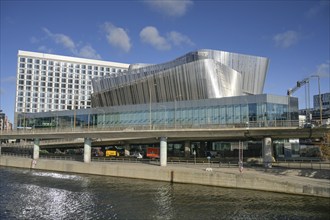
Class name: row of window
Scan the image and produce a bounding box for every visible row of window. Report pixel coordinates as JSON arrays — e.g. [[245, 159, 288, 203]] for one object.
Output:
[[17, 100, 90, 107], [17, 94, 90, 100], [18, 65, 119, 76], [18, 79, 91, 86], [17, 85, 90, 94], [18, 69, 98, 79], [18, 81, 91, 90], [18, 75, 91, 82], [19, 57, 125, 72], [17, 104, 90, 113]]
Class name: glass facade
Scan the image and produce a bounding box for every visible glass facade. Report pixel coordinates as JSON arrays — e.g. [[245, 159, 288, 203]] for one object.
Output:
[[17, 94, 299, 129]]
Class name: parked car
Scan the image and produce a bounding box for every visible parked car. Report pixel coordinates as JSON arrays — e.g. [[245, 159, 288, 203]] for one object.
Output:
[[304, 123, 315, 128]]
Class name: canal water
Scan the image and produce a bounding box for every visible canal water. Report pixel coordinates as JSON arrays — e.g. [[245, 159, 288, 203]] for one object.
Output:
[[0, 167, 329, 220]]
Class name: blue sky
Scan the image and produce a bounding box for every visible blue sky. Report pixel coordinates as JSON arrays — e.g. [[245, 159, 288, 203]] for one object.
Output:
[[1, 0, 329, 122]]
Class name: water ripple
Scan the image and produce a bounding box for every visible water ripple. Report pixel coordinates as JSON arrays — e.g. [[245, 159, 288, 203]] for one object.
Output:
[[0, 167, 329, 220]]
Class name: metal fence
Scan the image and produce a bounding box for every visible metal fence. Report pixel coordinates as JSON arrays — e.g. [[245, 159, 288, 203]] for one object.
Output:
[[2, 154, 329, 170]]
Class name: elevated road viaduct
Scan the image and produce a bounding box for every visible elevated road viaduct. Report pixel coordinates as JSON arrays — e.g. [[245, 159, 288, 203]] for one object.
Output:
[[1, 127, 329, 167]]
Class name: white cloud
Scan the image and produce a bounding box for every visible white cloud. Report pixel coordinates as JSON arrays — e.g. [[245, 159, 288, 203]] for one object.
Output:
[[140, 26, 171, 50], [43, 28, 75, 51], [314, 60, 330, 78], [30, 36, 39, 44], [145, 0, 193, 17], [273, 30, 299, 48], [0, 76, 17, 96], [167, 31, 194, 46], [41, 28, 102, 59], [78, 45, 102, 60], [38, 45, 53, 53], [2, 76, 16, 83], [306, 1, 330, 18], [140, 26, 194, 51], [102, 22, 132, 53]]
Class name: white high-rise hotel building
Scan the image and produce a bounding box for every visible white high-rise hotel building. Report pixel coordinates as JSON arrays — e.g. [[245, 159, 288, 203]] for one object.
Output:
[[15, 50, 129, 124]]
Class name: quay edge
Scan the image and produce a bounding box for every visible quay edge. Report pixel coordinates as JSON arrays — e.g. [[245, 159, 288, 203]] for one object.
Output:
[[0, 156, 329, 198]]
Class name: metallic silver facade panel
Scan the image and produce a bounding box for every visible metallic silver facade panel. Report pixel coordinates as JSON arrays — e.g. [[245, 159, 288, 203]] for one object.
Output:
[[91, 49, 269, 107]]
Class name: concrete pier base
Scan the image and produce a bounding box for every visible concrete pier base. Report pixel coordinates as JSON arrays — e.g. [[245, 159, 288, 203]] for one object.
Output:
[[160, 137, 167, 167], [84, 138, 92, 163], [33, 138, 40, 160]]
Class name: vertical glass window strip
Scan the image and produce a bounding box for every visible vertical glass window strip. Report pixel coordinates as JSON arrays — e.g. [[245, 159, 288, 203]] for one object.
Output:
[[226, 105, 233, 124], [220, 106, 226, 124], [234, 105, 241, 124], [241, 104, 248, 123]]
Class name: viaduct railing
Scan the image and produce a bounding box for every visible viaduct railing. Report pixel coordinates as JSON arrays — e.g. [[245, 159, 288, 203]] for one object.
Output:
[[1, 120, 300, 135]]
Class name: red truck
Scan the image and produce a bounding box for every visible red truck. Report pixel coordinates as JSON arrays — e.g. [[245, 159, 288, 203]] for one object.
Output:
[[146, 147, 160, 159]]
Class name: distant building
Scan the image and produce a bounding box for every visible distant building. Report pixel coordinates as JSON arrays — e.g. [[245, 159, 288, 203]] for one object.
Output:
[[0, 110, 12, 131], [298, 92, 330, 125], [313, 92, 330, 110]]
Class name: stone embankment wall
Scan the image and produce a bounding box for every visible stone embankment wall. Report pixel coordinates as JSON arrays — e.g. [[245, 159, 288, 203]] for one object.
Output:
[[1, 156, 329, 198]]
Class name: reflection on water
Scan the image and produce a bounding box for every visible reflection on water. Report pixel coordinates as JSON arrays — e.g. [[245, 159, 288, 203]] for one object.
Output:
[[153, 185, 174, 220], [0, 166, 329, 220]]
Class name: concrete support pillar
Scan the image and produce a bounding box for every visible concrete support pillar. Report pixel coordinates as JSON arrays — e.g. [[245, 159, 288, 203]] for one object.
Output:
[[263, 137, 273, 168], [184, 141, 190, 158], [33, 138, 40, 160], [123, 144, 130, 156], [160, 137, 167, 167], [84, 138, 92, 163]]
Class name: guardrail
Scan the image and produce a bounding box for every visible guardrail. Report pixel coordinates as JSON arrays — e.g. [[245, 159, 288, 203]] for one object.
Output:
[[0, 120, 301, 135], [1, 153, 32, 158], [91, 156, 330, 170], [39, 155, 82, 161], [2, 154, 329, 170]]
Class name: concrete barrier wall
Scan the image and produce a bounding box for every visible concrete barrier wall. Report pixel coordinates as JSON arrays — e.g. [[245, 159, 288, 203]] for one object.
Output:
[[1, 156, 329, 198]]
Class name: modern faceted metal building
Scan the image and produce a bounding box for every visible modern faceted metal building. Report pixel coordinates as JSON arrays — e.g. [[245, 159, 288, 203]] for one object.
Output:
[[16, 49, 298, 130], [91, 49, 269, 107]]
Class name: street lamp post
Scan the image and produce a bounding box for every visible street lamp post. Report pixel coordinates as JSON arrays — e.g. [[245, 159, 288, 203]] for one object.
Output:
[[149, 83, 157, 130], [149, 85, 152, 130], [159, 104, 167, 128], [311, 75, 322, 125], [174, 94, 181, 129], [96, 108, 105, 129]]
